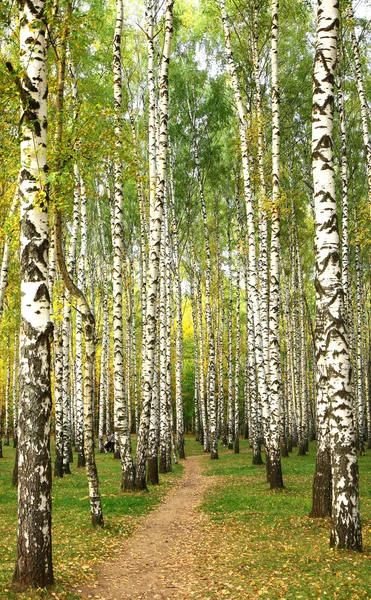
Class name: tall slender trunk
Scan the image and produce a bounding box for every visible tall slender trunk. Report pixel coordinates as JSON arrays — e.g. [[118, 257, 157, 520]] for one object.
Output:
[[75, 173, 86, 469], [164, 198, 174, 470], [128, 111, 148, 385], [169, 156, 185, 459], [4, 341, 10, 446], [0, 186, 19, 320], [296, 233, 308, 456], [136, 0, 174, 489], [252, 1, 269, 377], [355, 240, 365, 454], [234, 262, 241, 454], [219, 0, 270, 461], [346, 4, 371, 204], [113, 0, 135, 490], [227, 217, 234, 450], [312, 0, 361, 550], [98, 199, 109, 453], [215, 209, 226, 445], [158, 217, 169, 475], [12, 333, 18, 448], [190, 254, 201, 443], [13, 0, 54, 585], [267, 0, 284, 488], [50, 235, 64, 478], [195, 146, 218, 459], [54, 45, 103, 521]]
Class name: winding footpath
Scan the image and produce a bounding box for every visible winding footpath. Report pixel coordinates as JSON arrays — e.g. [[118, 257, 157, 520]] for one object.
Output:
[[78, 454, 211, 599]]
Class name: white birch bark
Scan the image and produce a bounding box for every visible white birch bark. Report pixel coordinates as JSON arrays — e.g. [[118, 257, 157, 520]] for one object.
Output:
[[190, 256, 201, 442], [55, 205, 104, 526], [165, 197, 174, 469], [355, 241, 365, 454], [75, 172, 86, 469], [12, 333, 19, 448], [215, 216, 226, 445], [98, 199, 109, 453], [0, 186, 19, 320], [4, 342, 10, 446], [346, 4, 371, 204], [158, 217, 168, 474], [219, 0, 270, 459], [113, 0, 135, 490], [169, 156, 185, 459], [61, 167, 80, 472], [50, 234, 64, 478], [195, 145, 218, 459], [267, 0, 284, 488], [312, 0, 361, 549], [135, 0, 174, 489], [227, 220, 234, 450], [337, 53, 350, 322], [234, 262, 241, 454], [295, 233, 309, 456], [252, 1, 269, 376], [13, 0, 54, 584], [127, 109, 148, 392]]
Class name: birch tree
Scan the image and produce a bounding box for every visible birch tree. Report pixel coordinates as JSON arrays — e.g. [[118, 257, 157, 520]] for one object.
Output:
[[267, 0, 284, 488], [13, 0, 54, 585], [312, 0, 362, 550], [112, 0, 135, 490], [136, 0, 174, 489]]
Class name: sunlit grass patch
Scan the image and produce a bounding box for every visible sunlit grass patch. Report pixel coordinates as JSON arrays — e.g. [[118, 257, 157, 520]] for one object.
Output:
[[196, 441, 371, 600], [0, 439, 183, 599]]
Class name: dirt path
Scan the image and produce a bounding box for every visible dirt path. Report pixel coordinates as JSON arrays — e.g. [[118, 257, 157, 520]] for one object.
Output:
[[78, 455, 211, 600]]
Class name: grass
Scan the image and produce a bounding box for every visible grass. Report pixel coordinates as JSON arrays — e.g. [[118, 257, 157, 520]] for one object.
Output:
[[0, 439, 183, 599], [2, 436, 371, 599], [194, 439, 371, 600]]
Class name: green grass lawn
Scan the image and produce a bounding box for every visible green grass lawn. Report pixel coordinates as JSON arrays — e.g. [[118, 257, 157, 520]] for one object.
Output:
[[0, 439, 183, 599], [194, 439, 371, 600], [2, 436, 371, 599]]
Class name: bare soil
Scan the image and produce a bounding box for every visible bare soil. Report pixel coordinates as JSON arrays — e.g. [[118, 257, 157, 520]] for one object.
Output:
[[78, 454, 212, 600]]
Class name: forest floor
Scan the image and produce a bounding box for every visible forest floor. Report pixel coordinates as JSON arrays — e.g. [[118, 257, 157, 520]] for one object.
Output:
[[77, 453, 212, 600], [76, 441, 371, 600], [2, 439, 371, 599]]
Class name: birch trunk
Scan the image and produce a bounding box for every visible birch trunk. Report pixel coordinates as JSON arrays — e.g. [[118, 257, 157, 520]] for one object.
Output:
[[190, 257, 201, 443], [165, 199, 174, 470], [219, 0, 270, 461], [213, 201, 226, 444], [98, 200, 109, 453], [50, 235, 64, 478], [113, 0, 135, 490], [252, 1, 269, 376], [158, 220, 168, 475], [337, 52, 350, 322], [346, 4, 371, 204], [136, 0, 174, 489], [312, 0, 361, 550], [12, 333, 18, 448], [227, 219, 234, 450], [55, 204, 104, 526], [195, 146, 218, 459], [4, 343, 10, 446], [169, 159, 185, 459], [267, 0, 284, 488], [75, 173, 86, 469], [234, 262, 241, 454], [0, 186, 19, 320], [355, 241, 365, 454], [13, 0, 54, 584]]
